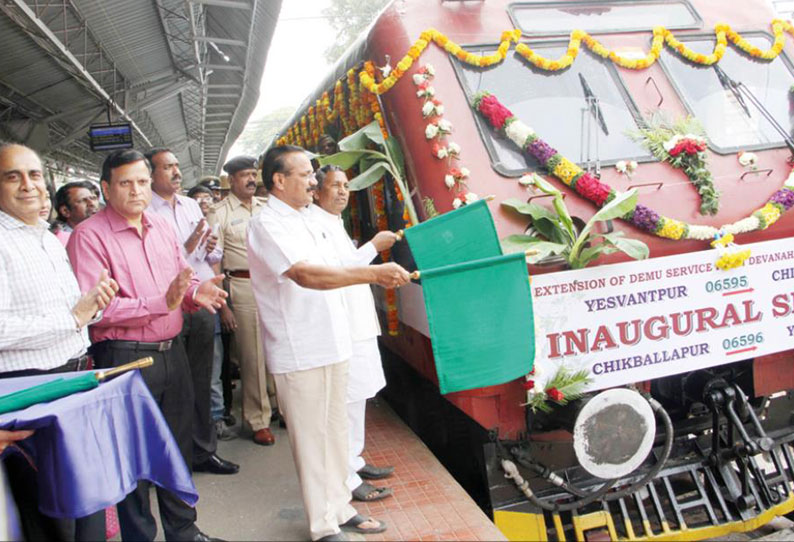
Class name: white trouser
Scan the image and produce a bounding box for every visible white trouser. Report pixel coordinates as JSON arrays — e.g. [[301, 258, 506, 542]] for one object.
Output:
[[345, 399, 367, 491], [273, 362, 357, 541]]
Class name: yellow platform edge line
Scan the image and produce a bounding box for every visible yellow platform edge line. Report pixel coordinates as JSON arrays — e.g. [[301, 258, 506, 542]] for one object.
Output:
[[494, 493, 794, 542]]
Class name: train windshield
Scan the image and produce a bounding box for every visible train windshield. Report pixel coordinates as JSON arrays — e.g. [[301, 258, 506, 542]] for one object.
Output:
[[455, 43, 651, 175], [660, 34, 794, 153], [509, 1, 701, 36]]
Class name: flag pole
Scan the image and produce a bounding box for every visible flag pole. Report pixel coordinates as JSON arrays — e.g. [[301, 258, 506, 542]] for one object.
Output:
[[408, 247, 538, 281], [96, 357, 154, 382]]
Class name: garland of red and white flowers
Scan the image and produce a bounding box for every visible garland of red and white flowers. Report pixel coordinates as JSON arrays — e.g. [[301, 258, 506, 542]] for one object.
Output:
[[413, 64, 480, 209], [472, 91, 794, 242]]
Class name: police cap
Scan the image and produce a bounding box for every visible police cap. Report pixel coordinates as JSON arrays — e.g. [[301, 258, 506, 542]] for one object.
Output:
[[222, 155, 258, 175]]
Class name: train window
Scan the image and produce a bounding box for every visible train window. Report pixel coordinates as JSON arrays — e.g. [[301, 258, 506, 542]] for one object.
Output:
[[659, 33, 794, 154], [454, 43, 651, 176], [509, 1, 701, 36]]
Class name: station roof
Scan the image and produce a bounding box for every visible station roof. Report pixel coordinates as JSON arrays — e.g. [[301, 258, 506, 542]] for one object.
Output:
[[0, 0, 281, 184]]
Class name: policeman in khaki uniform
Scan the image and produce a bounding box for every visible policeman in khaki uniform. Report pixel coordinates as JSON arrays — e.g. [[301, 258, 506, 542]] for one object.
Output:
[[208, 155, 277, 446]]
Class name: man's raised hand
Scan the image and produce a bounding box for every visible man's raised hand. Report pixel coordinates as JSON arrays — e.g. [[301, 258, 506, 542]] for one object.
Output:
[[194, 274, 228, 314], [166, 267, 194, 310], [72, 268, 119, 327]]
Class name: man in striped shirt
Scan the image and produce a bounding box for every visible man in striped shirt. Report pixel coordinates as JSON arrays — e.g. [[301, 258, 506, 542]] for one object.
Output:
[[0, 142, 118, 541]]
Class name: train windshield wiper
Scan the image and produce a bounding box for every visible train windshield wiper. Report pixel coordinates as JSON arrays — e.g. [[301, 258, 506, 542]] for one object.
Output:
[[713, 64, 794, 158], [579, 73, 609, 136], [713, 65, 751, 117]]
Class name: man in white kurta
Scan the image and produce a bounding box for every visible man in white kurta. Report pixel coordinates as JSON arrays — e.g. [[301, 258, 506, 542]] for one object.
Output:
[[309, 165, 399, 502], [247, 146, 410, 542]]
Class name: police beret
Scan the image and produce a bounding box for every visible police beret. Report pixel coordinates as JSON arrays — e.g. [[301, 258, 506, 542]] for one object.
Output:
[[222, 155, 258, 175]]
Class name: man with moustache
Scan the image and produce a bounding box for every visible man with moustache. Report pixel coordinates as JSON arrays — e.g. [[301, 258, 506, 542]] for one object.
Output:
[[147, 148, 239, 474], [248, 145, 411, 541], [67, 149, 227, 542], [309, 165, 397, 503], [52, 181, 100, 245], [208, 155, 276, 446]]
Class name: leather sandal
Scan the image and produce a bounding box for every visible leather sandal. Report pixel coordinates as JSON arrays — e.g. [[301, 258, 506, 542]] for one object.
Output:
[[352, 481, 393, 502], [357, 463, 394, 480], [340, 514, 387, 534]]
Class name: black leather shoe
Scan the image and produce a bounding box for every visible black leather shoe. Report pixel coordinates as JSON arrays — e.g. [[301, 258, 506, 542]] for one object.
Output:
[[192, 531, 224, 542], [193, 453, 239, 475]]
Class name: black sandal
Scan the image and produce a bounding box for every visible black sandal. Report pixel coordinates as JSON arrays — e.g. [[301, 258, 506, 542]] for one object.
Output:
[[351, 481, 393, 502], [340, 514, 387, 534]]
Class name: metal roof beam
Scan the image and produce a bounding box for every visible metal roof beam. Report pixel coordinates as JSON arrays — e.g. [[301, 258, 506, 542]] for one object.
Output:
[[199, 64, 244, 71], [133, 81, 194, 111], [194, 36, 247, 47], [188, 0, 252, 9], [0, 0, 152, 146]]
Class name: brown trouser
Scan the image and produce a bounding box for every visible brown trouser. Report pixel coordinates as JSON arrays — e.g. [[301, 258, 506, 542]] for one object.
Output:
[[228, 276, 276, 431]]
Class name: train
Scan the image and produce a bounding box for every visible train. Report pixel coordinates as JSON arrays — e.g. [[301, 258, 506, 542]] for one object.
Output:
[[273, 1, 794, 540]]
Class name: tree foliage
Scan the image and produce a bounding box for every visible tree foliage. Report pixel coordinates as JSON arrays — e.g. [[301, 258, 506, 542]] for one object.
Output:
[[322, 0, 391, 64], [232, 106, 295, 158]]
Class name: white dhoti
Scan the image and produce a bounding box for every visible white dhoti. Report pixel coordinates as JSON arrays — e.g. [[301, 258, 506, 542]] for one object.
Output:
[[345, 337, 386, 491]]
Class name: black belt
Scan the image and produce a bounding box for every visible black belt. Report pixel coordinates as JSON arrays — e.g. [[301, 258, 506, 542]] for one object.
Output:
[[227, 270, 250, 279], [103, 339, 174, 352], [63, 354, 89, 372]]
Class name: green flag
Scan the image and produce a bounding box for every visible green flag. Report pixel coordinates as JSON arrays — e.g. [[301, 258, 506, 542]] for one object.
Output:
[[404, 199, 501, 269], [420, 252, 534, 394]]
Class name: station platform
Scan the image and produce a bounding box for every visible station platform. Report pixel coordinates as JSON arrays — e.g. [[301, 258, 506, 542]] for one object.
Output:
[[189, 397, 506, 541]]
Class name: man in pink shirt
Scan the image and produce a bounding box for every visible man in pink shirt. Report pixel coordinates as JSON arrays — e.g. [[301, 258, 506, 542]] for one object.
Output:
[[67, 149, 227, 542]]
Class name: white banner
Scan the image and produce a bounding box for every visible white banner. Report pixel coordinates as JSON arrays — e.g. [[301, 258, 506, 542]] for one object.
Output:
[[530, 237, 794, 391]]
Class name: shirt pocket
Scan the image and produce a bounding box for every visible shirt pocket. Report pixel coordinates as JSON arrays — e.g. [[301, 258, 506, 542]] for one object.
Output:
[[229, 219, 248, 246]]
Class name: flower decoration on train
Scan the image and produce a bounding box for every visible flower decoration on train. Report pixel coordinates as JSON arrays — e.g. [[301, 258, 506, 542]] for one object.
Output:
[[472, 90, 794, 242], [422, 99, 444, 118], [432, 142, 449, 159], [356, 20, 794, 99], [447, 142, 461, 157], [452, 192, 480, 209], [444, 167, 469, 189], [738, 151, 759, 171], [615, 160, 638, 177], [523, 366, 591, 413], [416, 81, 435, 99], [630, 117, 719, 216], [711, 232, 752, 271], [412, 64, 435, 85]]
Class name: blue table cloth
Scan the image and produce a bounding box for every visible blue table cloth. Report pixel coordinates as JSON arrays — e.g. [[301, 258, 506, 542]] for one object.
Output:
[[0, 370, 198, 518]]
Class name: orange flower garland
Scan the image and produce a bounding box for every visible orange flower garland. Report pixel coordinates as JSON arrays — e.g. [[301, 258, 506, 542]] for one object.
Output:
[[277, 18, 794, 147], [354, 19, 794, 96]]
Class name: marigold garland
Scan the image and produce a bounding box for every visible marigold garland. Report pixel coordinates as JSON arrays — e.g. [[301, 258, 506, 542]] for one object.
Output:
[[278, 18, 794, 148], [472, 91, 794, 242], [355, 20, 794, 96]]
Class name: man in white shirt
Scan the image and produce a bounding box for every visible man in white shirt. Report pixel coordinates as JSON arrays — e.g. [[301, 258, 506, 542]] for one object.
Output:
[[248, 145, 410, 542], [309, 165, 398, 503], [0, 142, 118, 541], [147, 148, 239, 476]]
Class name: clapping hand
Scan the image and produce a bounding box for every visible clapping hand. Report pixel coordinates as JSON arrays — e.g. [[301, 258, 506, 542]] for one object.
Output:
[[193, 275, 228, 314], [166, 267, 194, 311], [72, 269, 119, 327], [185, 219, 211, 254]]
